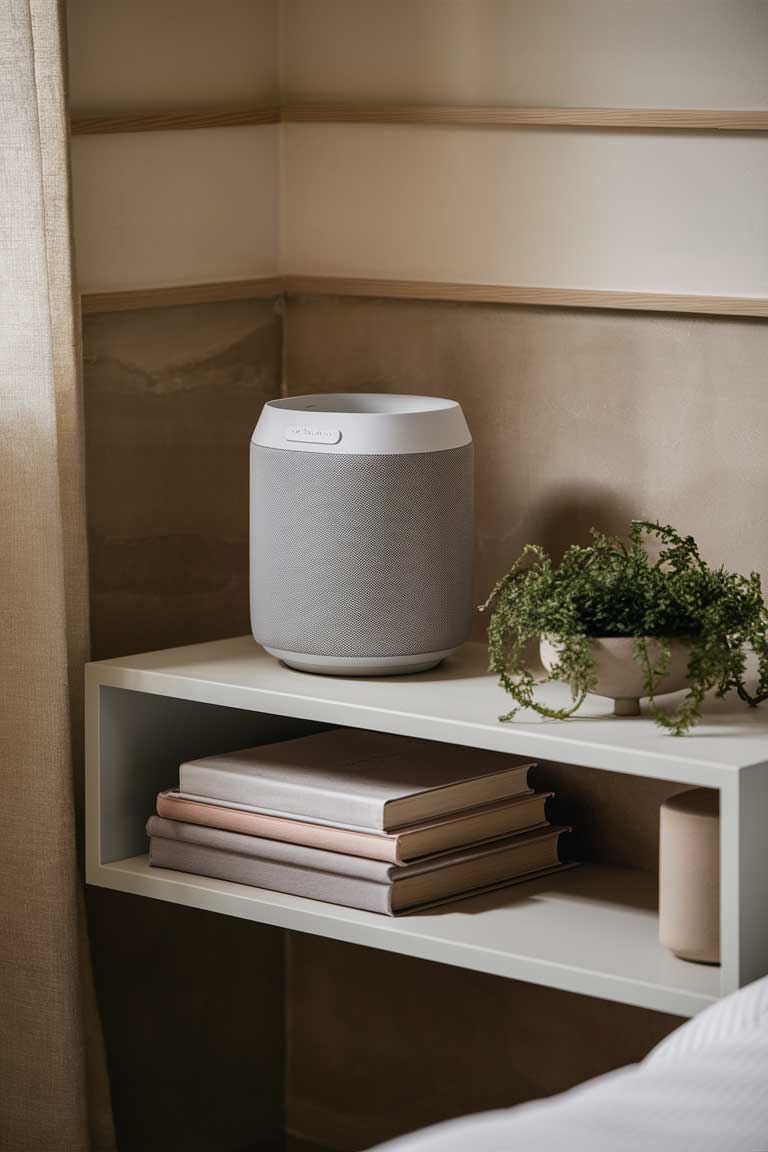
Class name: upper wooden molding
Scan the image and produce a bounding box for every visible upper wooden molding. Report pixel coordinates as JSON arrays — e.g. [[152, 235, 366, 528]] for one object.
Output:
[[80, 275, 768, 318], [71, 104, 768, 136], [70, 107, 280, 136]]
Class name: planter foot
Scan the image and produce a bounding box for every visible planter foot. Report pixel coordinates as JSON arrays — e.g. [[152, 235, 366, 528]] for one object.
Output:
[[614, 697, 641, 717]]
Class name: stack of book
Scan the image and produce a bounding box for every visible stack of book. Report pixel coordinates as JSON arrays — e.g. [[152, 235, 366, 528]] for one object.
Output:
[[146, 728, 568, 916]]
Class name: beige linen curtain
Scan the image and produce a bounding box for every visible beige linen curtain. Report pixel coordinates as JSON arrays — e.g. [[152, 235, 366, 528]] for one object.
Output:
[[0, 1, 114, 1148]]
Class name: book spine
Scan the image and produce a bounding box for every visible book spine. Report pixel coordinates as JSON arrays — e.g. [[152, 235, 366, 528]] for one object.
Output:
[[149, 837, 395, 915], [156, 794, 399, 863], [146, 816, 395, 881], [179, 762, 384, 829]]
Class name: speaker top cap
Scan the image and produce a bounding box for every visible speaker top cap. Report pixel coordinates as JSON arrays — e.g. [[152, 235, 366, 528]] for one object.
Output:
[[252, 392, 471, 456]]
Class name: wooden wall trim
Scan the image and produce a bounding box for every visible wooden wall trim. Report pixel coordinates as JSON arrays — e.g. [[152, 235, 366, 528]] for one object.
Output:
[[282, 277, 768, 317], [281, 105, 768, 131], [71, 105, 768, 136], [70, 107, 280, 136], [81, 276, 768, 318], [80, 278, 283, 314]]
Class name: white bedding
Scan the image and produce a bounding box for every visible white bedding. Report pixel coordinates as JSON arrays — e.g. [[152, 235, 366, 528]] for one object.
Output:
[[374, 976, 768, 1152]]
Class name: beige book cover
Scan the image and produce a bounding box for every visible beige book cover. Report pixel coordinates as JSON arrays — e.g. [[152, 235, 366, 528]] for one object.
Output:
[[156, 789, 552, 863], [179, 728, 534, 830]]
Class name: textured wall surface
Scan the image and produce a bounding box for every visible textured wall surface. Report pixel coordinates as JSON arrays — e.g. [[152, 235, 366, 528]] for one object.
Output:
[[280, 1, 768, 298], [286, 936, 678, 1151], [83, 298, 285, 1152], [83, 298, 281, 659], [68, 0, 279, 114], [282, 293, 768, 1148], [68, 1, 280, 296], [284, 296, 768, 615], [72, 127, 279, 292], [282, 124, 768, 296], [87, 887, 285, 1152], [281, 0, 768, 106]]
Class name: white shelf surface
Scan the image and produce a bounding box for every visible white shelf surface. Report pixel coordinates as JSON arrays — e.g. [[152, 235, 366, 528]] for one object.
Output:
[[94, 854, 719, 1018], [86, 637, 768, 1017], [89, 636, 768, 787]]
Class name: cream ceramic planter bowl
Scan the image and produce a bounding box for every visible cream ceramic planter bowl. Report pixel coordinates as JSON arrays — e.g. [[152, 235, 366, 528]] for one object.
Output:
[[540, 636, 691, 717]]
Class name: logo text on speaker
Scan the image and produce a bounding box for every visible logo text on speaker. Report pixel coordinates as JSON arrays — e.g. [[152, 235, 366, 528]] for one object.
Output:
[[285, 425, 342, 444]]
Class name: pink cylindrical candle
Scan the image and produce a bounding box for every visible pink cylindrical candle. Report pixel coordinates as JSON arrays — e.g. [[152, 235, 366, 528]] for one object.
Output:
[[659, 788, 720, 964]]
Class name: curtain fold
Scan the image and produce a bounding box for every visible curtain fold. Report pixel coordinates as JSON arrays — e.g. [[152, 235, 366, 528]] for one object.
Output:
[[0, 1, 115, 1148]]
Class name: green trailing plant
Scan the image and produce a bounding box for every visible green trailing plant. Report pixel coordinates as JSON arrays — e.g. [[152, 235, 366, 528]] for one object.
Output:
[[480, 520, 768, 735]]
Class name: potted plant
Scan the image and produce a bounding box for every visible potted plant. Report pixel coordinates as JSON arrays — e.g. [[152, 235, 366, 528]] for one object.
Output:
[[480, 521, 768, 735]]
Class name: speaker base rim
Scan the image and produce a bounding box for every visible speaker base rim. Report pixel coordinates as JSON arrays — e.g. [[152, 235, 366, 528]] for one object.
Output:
[[262, 646, 457, 677]]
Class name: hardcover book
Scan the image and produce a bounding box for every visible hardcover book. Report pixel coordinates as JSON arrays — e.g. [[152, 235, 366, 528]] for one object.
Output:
[[147, 816, 568, 915], [178, 728, 534, 830], [156, 788, 552, 863]]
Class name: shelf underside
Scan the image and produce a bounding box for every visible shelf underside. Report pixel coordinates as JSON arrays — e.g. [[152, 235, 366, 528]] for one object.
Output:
[[92, 856, 720, 1018]]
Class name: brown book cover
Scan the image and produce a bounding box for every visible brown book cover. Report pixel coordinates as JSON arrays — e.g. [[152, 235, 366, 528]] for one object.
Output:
[[156, 788, 552, 863]]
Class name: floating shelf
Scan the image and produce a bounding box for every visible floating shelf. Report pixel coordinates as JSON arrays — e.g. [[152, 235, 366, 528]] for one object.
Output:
[[96, 854, 719, 1018], [86, 637, 768, 1017]]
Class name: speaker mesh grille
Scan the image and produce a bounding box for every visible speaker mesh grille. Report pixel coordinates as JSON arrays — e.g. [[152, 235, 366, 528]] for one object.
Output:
[[250, 444, 473, 658]]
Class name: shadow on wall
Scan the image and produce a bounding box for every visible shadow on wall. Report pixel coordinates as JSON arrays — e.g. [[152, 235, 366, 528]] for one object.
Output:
[[282, 298, 768, 646], [83, 297, 282, 659], [475, 483, 636, 640], [285, 935, 679, 1152], [519, 484, 636, 563]]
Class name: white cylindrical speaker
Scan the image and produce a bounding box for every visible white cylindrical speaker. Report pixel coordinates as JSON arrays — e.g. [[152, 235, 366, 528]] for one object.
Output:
[[250, 393, 474, 675]]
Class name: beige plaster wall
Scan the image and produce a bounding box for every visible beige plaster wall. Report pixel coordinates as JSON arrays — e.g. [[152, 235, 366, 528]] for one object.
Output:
[[67, 2, 279, 293], [281, 124, 768, 297], [83, 298, 281, 659], [67, 0, 279, 114], [87, 886, 284, 1152], [72, 127, 279, 293], [286, 936, 678, 1151], [281, 0, 768, 107], [280, 1, 768, 298], [284, 296, 768, 612]]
